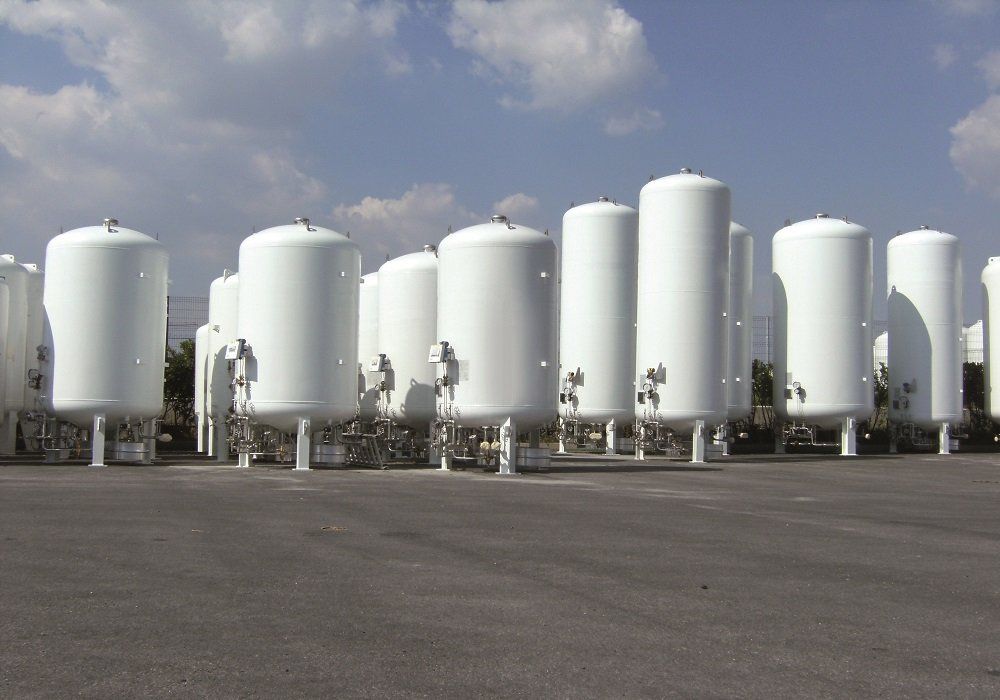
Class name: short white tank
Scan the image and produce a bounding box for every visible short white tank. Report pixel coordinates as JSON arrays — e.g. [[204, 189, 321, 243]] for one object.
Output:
[[207, 271, 239, 419], [887, 228, 963, 429], [20, 264, 44, 414], [194, 323, 209, 431], [635, 169, 731, 430], [43, 220, 169, 426], [0, 279, 9, 411], [981, 257, 1000, 422], [772, 214, 873, 428], [727, 222, 754, 421], [558, 197, 638, 425], [358, 272, 379, 421], [0, 255, 28, 418], [378, 247, 438, 427], [236, 218, 359, 433], [437, 215, 558, 430]]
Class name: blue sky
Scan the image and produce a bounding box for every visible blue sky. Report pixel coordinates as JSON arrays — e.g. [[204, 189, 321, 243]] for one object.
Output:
[[1, 0, 998, 321]]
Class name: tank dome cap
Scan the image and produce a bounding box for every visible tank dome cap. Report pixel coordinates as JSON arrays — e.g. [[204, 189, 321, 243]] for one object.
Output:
[[423, 244, 437, 253], [598, 195, 610, 202], [490, 214, 508, 224], [680, 167, 692, 174], [920, 224, 930, 230], [103, 218, 119, 232], [293, 217, 312, 229], [815, 212, 829, 219]]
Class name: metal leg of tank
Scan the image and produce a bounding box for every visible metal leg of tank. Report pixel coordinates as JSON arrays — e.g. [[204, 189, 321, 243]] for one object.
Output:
[[0, 413, 17, 455], [295, 417, 311, 470], [938, 423, 951, 455], [90, 414, 106, 467], [142, 420, 155, 465], [498, 417, 517, 475], [206, 417, 216, 457], [840, 417, 857, 456], [691, 420, 706, 463], [216, 421, 229, 461], [196, 414, 205, 453], [605, 420, 616, 456]]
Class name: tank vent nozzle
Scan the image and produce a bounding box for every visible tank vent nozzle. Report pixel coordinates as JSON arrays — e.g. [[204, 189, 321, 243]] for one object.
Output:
[[103, 218, 119, 232], [490, 214, 508, 224], [680, 167, 692, 174], [598, 196, 610, 202], [920, 224, 930, 230], [816, 212, 829, 219], [423, 244, 437, 254], [294, 217, 311, 229]]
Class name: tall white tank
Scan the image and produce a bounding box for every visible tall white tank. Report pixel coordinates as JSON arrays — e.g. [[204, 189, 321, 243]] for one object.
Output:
[[634, 169, 731, 430], [558, 197, 638, 425], [772, 214, 873, 428], [194, 322, 209, 450], [0, 278, 9, 413], [437, 215, 558, 430], [358, 272, 379, 421], [20, 263, 44, 415], [236, 218, 359, 433], [207, 271, 239, 420], [0, 255, 28, 420], [887, 228, 962, 429], [981, 257, 1000, 422], [43, 220, 169, 426], [727, 222, 754, 421], [378, 247, 438, 428]]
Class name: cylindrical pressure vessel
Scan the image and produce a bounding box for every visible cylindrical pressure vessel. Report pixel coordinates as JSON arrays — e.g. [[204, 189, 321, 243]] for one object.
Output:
[[20, 263, 44, 415], [981, 257, 1000, 422], [378, 247, 438, 428], [0, 279, 9, 413], [558, 197, 638, 425], [437, 215, 558, 430], [0, 255, 28, 420], [772, 214, 873, 428], [207, 271, 239, 419], [43, 220, 169, 425], [194, 322, 209, 448], [887, 228, 962, 429], [358, 272, 379, 421], [634, 169, 731, 430], [236, 218, 360, 433], [727, 222, 754, 421]]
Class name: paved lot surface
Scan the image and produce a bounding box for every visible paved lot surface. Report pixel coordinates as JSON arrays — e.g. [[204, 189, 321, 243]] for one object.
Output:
[[2, 452, 999, 698]]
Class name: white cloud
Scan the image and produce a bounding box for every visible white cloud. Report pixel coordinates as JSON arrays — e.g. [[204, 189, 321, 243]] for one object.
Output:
[[950, 94, 1000, 199], [604, 107, 665, 136], [0, 0, 408, 288], [977, 50, 1000, 89], [932, 44, 958, 70], [331, 184, 544, 268], [935, 0, 999, 16], [446, 0, 662, 130]]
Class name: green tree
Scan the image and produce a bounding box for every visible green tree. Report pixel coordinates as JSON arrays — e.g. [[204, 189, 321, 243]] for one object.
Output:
[[163, 339, 196, 432], [751, 359, 774, 430]]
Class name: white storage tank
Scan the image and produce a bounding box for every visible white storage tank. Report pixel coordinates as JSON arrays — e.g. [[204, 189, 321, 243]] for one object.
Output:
[[42, 219, 168, 465], [358, 272, 379, 421], [727, 222, 754, 422], [194, 322, 209, 452], [0, 278, 9, 419], [20, 264, 44, 416], [206, 271, 238, 458], [236, 218, 360, 468], [558, 197, 638, 452], [378, 247, 438, 428], [437, 215, 558, 471], [981, 257, 1000, 422], [887, 227, 962, 447], [634, 168, 730, 461], [772, 214, 873, 453], [0, 255, 28, 452]]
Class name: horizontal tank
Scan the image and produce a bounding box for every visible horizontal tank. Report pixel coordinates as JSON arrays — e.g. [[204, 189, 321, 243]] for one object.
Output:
[[236, 218, 359, 433], [378, 247, 438, 428], [982, 257, 1000, 422], [43, 220, 169, 425], [207, 271, 239, 420], [635, 169, 731, 430], [772, 214, 873, 428], [887, 228, 962, 429], [727, 222, 754, 421], [558, 197, 638, 425], [0, 255, 28, 419], [437, 215, 558, 430], [358, 272, 379, 421]]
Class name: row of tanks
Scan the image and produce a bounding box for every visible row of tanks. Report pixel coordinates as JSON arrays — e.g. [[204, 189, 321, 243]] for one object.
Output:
[[185, 167, 979, 471]]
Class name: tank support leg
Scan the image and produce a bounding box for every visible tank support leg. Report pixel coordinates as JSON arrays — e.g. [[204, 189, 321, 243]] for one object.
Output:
[[90, 414, 106, 467], [206, 417, 216, 457], [691, 420, 706, 463], [216, 421, 229, 461], [938, 423, 951, 455], [605, 419, 616, 456], [196, 414, 205, 453], [142, 420, 155, 464], [840, 417, 857, 456], [498, 417, 517, 475], [0, 412, 17, 455], [295, 417, 311, 471]]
